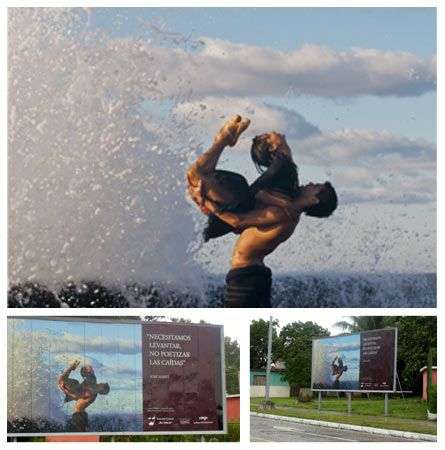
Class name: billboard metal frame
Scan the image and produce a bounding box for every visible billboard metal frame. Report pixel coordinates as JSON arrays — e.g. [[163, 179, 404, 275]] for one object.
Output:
[[7, 316, 228, 437], [310, 327, 398, 393]]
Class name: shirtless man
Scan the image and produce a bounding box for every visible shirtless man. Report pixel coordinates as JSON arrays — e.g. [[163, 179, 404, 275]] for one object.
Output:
[[187, 116, 337, 308], [58, 360, 110, 432], [331, 355, 348, 388]]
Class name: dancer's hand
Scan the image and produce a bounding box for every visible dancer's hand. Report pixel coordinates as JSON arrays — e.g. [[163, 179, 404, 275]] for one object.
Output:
[[188, 179, 204, 206], [215, 115, 250, 147], [188, 180, 212, 215]]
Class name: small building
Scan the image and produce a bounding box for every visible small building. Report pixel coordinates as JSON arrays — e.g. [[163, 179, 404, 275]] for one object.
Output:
[[226, 394, 240, 421], [419, 366, 437, 401], [250, 369, 290, 397]]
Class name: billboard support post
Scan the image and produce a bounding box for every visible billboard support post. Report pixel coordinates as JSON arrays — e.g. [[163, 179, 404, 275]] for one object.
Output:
[[396, 373, 405, 400], [317, 391, 322, 411], [347, 392, 352, 415], [384, 393, 389, 416]]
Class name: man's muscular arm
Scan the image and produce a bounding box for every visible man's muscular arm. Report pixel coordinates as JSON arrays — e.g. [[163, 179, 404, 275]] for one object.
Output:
[[202, 199, 289, 230], [58, 360, 81, 400]]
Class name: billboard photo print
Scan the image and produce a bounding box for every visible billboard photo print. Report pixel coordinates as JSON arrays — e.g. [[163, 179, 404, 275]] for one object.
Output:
[[311, 328, 397, 392], [7, 317, 226, 436]]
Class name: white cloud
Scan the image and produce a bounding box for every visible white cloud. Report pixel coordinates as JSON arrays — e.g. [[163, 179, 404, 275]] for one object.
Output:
[[49, 332, 142, 355], [147, 38, 436, 99], [297, 129, 435, 165], [172, 96, 320, 141], [292, 128, 435, 204], [53, 353, 103, 368]]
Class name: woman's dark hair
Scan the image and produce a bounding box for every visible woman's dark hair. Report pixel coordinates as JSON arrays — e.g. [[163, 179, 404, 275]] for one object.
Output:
[[250, 135, 273, 173], [205, 170, 255, 212], [80, 366, 96, 380], [202, 170, 255, 242], [305, 182, 338, 218], [65, 379, 81, 393]]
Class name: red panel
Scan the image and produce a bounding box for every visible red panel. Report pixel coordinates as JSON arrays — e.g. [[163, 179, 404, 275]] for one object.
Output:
[[226, 396, 240, 421], [46, 436, 100, 442]]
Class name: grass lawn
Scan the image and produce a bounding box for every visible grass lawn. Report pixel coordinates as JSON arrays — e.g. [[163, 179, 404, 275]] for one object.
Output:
[[251, 397, 436, 435], [102, 421, 240, 442]]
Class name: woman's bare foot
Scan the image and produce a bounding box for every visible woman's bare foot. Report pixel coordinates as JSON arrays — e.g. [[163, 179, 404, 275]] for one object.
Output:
[[216, 115, 250, 147]]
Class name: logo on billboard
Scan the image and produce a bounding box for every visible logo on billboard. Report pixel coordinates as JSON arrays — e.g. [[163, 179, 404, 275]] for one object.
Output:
[[157, 417, 175, 425], [193, 416, 213, 424]]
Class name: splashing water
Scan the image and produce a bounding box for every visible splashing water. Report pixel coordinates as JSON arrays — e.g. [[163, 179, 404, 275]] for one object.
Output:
[[8, 8, 209, 298]]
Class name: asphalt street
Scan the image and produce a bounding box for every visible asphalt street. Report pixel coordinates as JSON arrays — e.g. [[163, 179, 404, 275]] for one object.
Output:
[[250, 414, 430, 442]]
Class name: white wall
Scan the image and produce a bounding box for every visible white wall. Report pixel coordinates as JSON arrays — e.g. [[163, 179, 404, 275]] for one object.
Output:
[[250, 385, 290, 398]]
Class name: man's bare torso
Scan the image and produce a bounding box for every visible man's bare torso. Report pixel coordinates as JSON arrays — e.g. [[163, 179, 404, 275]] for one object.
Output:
[[231, 202, 299, 268], [57, 371, 96, 413]]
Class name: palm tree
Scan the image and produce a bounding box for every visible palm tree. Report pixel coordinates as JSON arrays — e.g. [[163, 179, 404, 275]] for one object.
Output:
[[334, 316, 387, 333]]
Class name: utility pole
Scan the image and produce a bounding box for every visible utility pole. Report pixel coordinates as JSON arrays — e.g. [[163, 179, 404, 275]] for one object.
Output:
[[260, 315, 275, 410], [265, 315, 273, 402]]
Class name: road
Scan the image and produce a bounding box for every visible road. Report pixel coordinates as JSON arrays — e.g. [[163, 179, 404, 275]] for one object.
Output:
[[250, 414, 431, 442]]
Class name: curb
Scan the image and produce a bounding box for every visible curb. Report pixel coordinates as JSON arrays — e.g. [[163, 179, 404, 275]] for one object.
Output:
[[251, 411, 437, 442]]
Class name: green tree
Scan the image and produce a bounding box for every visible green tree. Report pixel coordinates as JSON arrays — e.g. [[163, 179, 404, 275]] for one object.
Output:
[[335, 315, 437, 394], [384, 316, 436, 393], [334, 316, 387, 333], [250, 319, 280, 369], [279, 321, 330, 389], [225, 337, 240, 394]]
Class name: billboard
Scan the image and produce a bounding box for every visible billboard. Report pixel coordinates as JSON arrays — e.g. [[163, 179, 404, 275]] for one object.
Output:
[[7, 317, 226, 436], [311, 328, 397, 392]]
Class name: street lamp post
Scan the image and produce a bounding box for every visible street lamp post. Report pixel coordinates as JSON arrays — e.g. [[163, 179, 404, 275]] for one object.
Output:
[[265, 315, 273, 402], [261, 316, 275, 410]]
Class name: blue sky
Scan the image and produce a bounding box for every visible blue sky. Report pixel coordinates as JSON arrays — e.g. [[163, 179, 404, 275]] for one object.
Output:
[[90, 8, 436, 55]]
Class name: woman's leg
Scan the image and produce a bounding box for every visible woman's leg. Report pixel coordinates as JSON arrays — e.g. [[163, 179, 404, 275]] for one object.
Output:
[[186, 115, 250, 186]]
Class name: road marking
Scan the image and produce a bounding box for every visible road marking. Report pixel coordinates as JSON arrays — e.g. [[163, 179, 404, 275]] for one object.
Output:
[[250, 435, 272, 442], [272, 425, 357, 441]]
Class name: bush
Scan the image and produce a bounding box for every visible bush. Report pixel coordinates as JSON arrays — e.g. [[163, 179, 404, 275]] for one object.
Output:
[[298, 388, 313, 403], [428, 384, 437, 414]]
